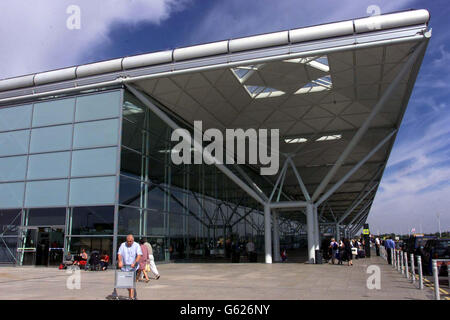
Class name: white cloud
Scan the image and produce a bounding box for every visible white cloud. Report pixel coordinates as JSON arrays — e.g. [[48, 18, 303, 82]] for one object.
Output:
[[188, 0, 416, 44], [368, 111, 450, 234], [0, 0, 189, 79]]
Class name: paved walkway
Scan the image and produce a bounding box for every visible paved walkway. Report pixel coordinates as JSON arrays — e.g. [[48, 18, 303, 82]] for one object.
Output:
[[0, 255, 433, 300]]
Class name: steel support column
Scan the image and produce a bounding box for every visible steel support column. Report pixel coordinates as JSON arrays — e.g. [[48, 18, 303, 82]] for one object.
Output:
[[273, 211, 281, 262], [264, 204, 272, 264], [336, 223, 340, 241], [313, 205, 320, 250], [306, 202, 315, 263]]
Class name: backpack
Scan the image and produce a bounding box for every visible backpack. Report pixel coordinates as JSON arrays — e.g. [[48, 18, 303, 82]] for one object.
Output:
[[333, 242, 338, 250]]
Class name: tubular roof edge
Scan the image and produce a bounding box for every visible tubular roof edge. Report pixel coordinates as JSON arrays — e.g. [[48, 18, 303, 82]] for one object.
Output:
[[0, 9, 429, 93]]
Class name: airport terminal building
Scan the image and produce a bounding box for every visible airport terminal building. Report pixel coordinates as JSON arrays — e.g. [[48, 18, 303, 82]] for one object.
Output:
[[0, 10, 430, 267]]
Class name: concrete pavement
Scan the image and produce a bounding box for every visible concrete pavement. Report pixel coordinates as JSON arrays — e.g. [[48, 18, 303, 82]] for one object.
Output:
[[0, 255, 433, 300]]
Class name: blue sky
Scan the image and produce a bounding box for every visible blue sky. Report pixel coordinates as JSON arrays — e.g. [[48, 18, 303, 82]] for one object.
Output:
[[0, 0, 448, 234]]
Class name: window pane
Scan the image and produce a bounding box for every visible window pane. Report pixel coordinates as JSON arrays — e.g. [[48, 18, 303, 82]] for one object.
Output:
[[27, 208, 66, 226], [0, 156, 27, 182], [0, 182, 24, 208], [169, 213, 184, 237], [147, 186, 166, 211], [25, 180, 69, 208], [71, 147, 117, 177], [147, 211, 165, 236], [0, 237, 18, 264], [0, 130, 29, 157], [75, 91, 121, 122], [73, 119, 119, 149], [0, 104, 32, 132], [0, 209, 21, 235], [69, 176, 116, 206], [118, 206, 141, 235], [70, 206, 114, 235], [27, 152, 70, 180], [30, 125, 72, 153], [67, 237, 113, 260], [119, 175, 146, 206], [32, 98, 75, 127]]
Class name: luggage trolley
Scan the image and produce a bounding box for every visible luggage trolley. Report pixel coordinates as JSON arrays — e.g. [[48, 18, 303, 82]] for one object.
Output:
[[109, 265, 138, 300]]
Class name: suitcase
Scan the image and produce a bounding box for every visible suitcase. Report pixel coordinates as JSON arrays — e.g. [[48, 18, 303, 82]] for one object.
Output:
[[358, 249, 366, 258]]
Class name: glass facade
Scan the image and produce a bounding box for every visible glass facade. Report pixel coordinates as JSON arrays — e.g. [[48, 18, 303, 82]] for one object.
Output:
[[0, 87, 299, 266]]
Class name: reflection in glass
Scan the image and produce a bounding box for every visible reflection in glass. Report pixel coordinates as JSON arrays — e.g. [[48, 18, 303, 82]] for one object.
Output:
[[32, 98, 75, 127], [0, 182, 24, 209], [0, 104, 32, 132], [25, 180, 69, 208], [27, 152, 70, 180], [118, 206, 141, 235], [0, 130, 30, 157], [30, 125, 72, 153], [73, 119, 119, 149], [69, 176, 116, 206], [146, 211, 165, 236], [0, 156, 27, 182], [0, 209, 21, 235], [27, 208, 66, 226], [71, 147, 117, 177], [70, 206, 114, 235], [75, 91, 121, 122]]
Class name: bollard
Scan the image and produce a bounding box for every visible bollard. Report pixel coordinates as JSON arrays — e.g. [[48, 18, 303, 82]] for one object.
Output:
[[391, 249, 395, 267], [417, 256, 423, 290], [404, 252, 409, 279], [401, 251, 405, 275], [410, 254, 415, 284], [397, 251, 400, 271], [432, 260, 440, 300]]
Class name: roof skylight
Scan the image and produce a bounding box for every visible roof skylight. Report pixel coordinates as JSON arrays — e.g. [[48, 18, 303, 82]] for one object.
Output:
[[284, 137, 308, 144], [295, 75, 332, 95], [315, 134, 342, 141], [244, 85, 285, 99]]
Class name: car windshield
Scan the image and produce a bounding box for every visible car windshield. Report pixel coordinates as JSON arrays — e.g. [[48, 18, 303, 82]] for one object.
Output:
[[436, 240, 450, 249]]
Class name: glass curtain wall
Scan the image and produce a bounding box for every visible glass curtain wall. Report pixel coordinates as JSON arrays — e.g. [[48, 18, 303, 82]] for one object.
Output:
[[0, 89, 122, 265], [119, 90, 268, 262]]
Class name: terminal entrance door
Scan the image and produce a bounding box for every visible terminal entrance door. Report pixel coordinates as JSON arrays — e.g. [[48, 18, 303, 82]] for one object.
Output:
[[18, 226, 65, 266]]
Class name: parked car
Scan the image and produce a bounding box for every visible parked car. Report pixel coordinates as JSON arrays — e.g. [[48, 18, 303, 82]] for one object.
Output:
[[405, 234, 437, 257], [422, 239, 450, 275]]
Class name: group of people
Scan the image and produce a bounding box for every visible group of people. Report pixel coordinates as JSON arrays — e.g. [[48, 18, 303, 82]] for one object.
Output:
[[63, 248, 110, 270], [328, 238, 367, 266]]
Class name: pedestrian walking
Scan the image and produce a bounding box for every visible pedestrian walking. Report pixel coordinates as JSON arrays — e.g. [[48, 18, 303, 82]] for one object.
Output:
[[338, 240, 344, 265], [138, 239, 150, 283], [142, 238, 160, 280], [384, 237, 395, 264], [375, 237, 380, 256], [329, 238, 338, 264], [117, 234, 142, 300], [343, 238, 353, 266]]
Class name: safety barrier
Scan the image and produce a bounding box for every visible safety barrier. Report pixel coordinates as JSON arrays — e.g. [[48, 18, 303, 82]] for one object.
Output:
[[390, 250, 450, 300]]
